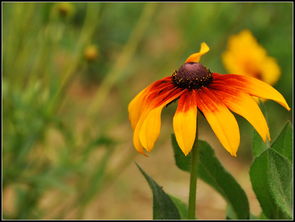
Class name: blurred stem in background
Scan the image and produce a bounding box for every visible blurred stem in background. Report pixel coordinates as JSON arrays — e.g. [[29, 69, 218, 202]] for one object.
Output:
[[86, 3, 157, 118], [3, 2, 99, 219], [57, 4, 157, 218], [47, 3, 100, 115], [3, 2, 157, 219]]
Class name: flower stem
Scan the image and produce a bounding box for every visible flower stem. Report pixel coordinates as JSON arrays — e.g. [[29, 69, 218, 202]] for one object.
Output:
[[188, 124, 199, 219]]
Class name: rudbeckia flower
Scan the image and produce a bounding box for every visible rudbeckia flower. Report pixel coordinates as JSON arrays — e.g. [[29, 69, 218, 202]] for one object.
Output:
[[128, 42, 290, 157], [222, 30, 281, 85]]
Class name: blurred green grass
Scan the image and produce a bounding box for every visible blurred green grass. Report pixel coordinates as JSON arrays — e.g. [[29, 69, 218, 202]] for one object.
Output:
[[3, 2, 292, 219]]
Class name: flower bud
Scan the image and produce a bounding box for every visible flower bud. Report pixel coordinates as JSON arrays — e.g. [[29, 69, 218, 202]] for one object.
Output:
[[84, 45, 99, 62]]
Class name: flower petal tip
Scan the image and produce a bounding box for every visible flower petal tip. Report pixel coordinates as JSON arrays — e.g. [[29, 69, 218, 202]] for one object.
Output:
[[231, 152, 237, 157], [140, 139, 154, 153], [200, 42, 210, 52], [261, 132, 271, 143], [143, 146, 153, 153], [279, 99, 291, 111], [266, 134, 271, 142], [142, 152, 149, 157], [185, 42, 210, 63], [183, 150, 191, 156], [135, 149, 148, 157], [286, 105, 291, 111]]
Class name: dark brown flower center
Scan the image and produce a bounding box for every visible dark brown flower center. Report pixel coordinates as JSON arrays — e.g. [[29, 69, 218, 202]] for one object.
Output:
[[172, 62, 213, 89]]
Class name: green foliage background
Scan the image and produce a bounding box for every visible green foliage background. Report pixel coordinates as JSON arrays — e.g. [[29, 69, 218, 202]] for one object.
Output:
[[3, 2, 292, 219]]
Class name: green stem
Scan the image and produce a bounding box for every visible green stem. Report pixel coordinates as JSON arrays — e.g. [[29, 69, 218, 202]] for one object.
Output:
[[48, 3, 100, 115], [188, 125, 199, 219]]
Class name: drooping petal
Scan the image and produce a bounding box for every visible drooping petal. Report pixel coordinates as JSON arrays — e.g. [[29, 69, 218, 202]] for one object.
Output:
[[128, 76, 173, 130], [138, 88, 185, 152], [128, 86, 151, 130], [213, 89, 270, 142], [185, 42, 210, 63], [138, 106, 163, 152], [173, 90, 197, 155], [133, 118, 146, 155], [130, 77, 177, 154], [211, 73, 290, 111], [197, 87, 240, 156]]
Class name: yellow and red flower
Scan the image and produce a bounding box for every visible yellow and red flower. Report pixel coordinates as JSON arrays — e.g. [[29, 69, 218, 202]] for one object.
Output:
[[128, 43, 290, 157]]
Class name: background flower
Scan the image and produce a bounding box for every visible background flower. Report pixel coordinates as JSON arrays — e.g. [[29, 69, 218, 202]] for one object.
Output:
[[222, 29, 281, 85]]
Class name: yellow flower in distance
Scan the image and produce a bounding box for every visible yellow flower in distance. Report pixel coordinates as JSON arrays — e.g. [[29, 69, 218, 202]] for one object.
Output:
[[54, 2, 75, 18], [129, 43, 290, 157], [84, 45, 99, 61], [222, 30, 281, 85]]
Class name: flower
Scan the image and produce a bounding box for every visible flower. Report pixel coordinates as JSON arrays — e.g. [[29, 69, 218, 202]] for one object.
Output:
[[84, 45, 99, 62], [128, 43, 290, 157], [54, 3, 75, 18], [222, 30, 281, 85]]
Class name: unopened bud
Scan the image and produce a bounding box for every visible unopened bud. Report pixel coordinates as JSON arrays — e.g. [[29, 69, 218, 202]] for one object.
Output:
[[84, 45, 99, 62], [55, 3, 74, 17]]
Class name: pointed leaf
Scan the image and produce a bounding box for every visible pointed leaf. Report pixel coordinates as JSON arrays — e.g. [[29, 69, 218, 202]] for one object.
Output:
[[250, 148, 292, 219], [169, 195, 188, 219], [171, 134, 250, 219], [251, 100, 270, 158], [171, 134, 191, 171], [252, 129, 269, 158], [197, 140, 250, 219], [136, 163, 181, 219], [271, 121, 292, 162], [226, 205, 259, 219], [226, 204, 236, 219]]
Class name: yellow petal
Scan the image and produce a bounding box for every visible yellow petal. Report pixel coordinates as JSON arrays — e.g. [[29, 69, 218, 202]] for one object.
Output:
[[128, 86, 150, 130], [133, 112, 149, 155], [236, 75, 290, 110], [138, 90, 184, 152], [139, 106, 163, 151], [185, 42, 210, 63], [173, 91, 197, 155], [218, 91, 270, 142], [128, 77, 175, 130], [198, 88, 240, 157]]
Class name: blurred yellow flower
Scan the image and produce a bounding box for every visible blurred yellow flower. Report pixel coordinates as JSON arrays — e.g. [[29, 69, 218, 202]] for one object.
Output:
[[84, 45, 99, 62], [222, 30, 281, 85], [54, 2, 75, 18]]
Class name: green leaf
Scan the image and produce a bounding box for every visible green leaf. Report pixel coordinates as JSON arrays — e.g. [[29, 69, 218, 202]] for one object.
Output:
[[271, 121, 292, 162], [258, 212, 268, 219], [225, 204, 236, 219], [136, 163, 181, 219], [171, 134, 191, 171], [227, 205, 258, 219], [251, 100, 270, 158], [197, 140, 250, 219], [169, 195, 188, 219], [249, 214, 260, 219], [252, 129, 269, 158], [250, 148, 292, 219], [171, 135, 250, 219]]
